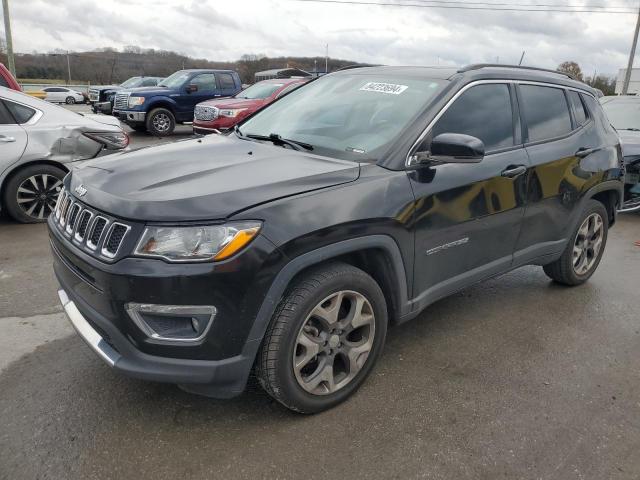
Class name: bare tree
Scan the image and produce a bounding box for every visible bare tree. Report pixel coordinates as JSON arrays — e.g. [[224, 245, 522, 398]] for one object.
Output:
[[557, 61, 584, 81]]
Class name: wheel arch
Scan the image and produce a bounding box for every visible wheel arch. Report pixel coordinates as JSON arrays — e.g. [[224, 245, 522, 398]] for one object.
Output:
[[243, 235, 411, 356], [582, 180, 623, 227], [146, 98, 177, 115]]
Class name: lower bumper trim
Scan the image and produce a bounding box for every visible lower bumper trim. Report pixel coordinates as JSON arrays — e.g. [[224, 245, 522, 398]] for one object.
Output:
[[58, 289, 121, 367]]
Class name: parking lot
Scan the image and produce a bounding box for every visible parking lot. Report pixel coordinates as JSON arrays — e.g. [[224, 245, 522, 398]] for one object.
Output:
[[0, 104, 639, 480]]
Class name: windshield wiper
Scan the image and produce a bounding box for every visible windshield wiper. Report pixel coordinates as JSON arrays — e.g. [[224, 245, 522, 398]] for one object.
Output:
[[238, 131, 313, 151]]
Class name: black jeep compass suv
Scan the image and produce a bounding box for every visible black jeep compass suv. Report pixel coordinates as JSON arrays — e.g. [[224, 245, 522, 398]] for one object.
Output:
[[49, 65, 624, 413]]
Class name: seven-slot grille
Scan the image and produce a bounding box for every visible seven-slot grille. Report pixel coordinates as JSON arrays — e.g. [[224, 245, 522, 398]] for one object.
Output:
[[114, 92, 130, 110], [194, 105, 218, 121], [53, 188, 131, 260]]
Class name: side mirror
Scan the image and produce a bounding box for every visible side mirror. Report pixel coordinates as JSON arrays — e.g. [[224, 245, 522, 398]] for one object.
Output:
[[411, 133, 485, 165], [186, 84, 198, 93]]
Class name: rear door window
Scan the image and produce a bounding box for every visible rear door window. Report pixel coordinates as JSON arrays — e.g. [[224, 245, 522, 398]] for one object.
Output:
[[0, 101, 16, 124], [431, 83, 514, 152], [520, 85, 572, 142], [568, 91, 588, 126], [219, 73, 236, 90]]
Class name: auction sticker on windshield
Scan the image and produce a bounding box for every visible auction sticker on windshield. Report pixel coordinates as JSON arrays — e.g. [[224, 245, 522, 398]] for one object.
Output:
[[360, 82, 408, 95]]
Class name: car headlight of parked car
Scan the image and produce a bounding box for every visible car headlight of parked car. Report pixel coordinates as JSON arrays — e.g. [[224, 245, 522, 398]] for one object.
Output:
[[134, 222, 261, 262], [84, 131, 130, 150], [218, 108, 247, 118], [128, 96, 145, 108]]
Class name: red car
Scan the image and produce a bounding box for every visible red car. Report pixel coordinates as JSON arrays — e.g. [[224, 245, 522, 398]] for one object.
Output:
[[193, 78, 308, 133], [0, 63, 21, 91]]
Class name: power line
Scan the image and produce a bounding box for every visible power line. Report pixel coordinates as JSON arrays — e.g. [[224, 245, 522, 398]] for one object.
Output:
[[288, 0, 637, 13], [377, 0, 635, 9]]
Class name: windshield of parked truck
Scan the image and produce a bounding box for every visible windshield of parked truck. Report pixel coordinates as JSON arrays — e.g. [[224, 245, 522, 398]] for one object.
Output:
[[236, 82, 285, 99], [159, 71, 191, 89], [601, 98, 640, 131], [120, 77, 142, 88], [239, 74, 446, 161]]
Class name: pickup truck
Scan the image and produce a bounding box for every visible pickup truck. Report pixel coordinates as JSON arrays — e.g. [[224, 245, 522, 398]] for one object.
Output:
[[0, 63, 21, 90], [112, 69, 242, 136], [88, 76, 163, 114]]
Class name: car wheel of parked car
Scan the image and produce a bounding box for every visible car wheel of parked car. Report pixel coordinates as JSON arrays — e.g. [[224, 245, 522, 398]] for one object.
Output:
[[65, 96, 76, 105], [146, 108, 175, 136], [543, 199, 608, 286], [3, 164, 66, 223], [256, 262, 388, 414]]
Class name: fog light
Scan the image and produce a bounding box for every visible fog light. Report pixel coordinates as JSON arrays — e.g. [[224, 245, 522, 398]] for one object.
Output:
[[125, 303, 216, 343]]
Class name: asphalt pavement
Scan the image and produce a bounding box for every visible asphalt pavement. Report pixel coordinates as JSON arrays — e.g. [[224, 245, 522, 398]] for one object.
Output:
[[0, 105, 639, 479]]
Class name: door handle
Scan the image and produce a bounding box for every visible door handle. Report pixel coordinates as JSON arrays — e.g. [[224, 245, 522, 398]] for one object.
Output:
[[501, 165, 527, 178], [0, 136, 16, 143], [575, 147, 598, 158]]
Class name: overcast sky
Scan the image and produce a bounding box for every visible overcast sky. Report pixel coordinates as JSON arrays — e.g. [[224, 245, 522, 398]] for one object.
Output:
[[3, 0, 638, 76]]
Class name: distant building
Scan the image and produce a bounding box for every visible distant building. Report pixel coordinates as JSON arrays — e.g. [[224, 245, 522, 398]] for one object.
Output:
[[254, 68, 312, 82], [616, 68, 640, 94]]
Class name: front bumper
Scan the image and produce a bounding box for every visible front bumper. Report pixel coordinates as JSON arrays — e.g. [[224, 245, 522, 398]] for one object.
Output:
[[113, 109, 146, 122], [57, 285, 257, 398], [92, 101, 112, 113]]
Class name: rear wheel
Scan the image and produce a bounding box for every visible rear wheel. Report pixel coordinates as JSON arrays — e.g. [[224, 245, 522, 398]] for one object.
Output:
[[256, 262, 387, 414], [543, 199, 608, 285], [3, 165, 66, 223], [146, 108, 175, 136]]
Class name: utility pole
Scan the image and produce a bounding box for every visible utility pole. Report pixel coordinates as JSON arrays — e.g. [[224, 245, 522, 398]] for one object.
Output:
[[518, 51, 525, 66], [325, 44, 328, 74], [2, 0, 16, 77], [622, 3, 640, 95], [66, 50, 71, 84]]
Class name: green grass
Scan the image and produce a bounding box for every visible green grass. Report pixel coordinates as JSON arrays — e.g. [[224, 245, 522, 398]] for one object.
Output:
[[18, 78, 89, 85]]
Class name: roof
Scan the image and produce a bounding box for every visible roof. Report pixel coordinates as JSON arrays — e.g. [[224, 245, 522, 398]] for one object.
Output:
[[329, 64, 596, 94], [257, 77, 309, 84], [255, 68, 312, 78]]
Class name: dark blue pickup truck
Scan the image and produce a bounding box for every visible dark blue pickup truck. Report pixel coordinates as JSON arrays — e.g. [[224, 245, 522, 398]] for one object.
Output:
[[112, 69, 242, 136]]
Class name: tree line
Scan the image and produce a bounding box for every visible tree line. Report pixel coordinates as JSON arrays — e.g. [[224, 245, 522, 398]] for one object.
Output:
[[0, 46, 363, 85], [557, 61, 617, 95]]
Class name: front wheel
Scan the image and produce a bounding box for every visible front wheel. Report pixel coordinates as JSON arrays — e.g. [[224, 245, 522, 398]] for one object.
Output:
[[3, 165, 66, 223], [146, 108, 175, 136], [543, 199, 608, 285], [256, 262, 388, 414], [65, 96, 76, 104]]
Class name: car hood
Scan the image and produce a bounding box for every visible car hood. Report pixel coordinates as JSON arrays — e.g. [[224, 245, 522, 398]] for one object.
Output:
[[70, 134, 360, 221], [617, 130, 640, 160], [198, 97, 264, 109], [121, 86, 170, 96], [91, 84, 120, 90]]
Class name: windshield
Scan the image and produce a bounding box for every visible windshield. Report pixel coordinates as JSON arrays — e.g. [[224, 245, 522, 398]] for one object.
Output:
[[601, 99, 640, 131], [159, 71, 190, 89], [240, 74, 446, 161], [120, 77, 142, 88], [236, 82, 285, 99]]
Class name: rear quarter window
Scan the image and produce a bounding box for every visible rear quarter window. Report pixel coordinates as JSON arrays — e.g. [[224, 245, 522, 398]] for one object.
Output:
[[520, 85, 572, 143], [568, 91, 588, 126], [4, 100, 36, 124]]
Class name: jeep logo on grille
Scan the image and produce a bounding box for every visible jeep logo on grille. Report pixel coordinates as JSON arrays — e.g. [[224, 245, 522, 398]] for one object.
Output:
[[75, 184, 88, 197]]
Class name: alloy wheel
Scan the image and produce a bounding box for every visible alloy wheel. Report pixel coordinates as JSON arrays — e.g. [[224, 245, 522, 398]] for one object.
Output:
[[292, 290, 376, 395], [16, 174, 63, 220], [573, 212, 604, 275], [152, 113, 171, 133]]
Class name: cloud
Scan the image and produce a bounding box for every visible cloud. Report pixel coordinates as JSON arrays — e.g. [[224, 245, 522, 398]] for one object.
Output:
[[2, 0, 635, 76]]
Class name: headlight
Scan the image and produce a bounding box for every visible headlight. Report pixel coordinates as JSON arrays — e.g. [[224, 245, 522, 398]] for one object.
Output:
[[128, 96, 145, 108], [218, 108, 247, 118], [134, 222, 261, 262], [84, 131, 130, 150]]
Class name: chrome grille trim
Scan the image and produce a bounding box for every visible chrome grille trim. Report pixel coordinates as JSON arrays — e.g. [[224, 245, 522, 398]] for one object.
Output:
[[114, 92, 130, 110], [86, 216, 108, 251], [65, 203, 81, 234], [101, 222, 131, 259], [59, 194, 72, 225], [194, 105, 218, 121], [54, 189, 67, 220], [74, 210, 94, 242], [62, 200, 75, 228]]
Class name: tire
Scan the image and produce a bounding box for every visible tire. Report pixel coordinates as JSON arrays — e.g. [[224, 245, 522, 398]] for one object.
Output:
[[256, 262, 388, 414], [3, 164, 66, 223], [146, 108, 175, 136], [65, 96, 76, 104], [543, 199, 608, 285]]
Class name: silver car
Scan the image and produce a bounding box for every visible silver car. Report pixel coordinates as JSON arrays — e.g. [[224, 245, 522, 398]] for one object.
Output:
[[0, 87, 128, 223]]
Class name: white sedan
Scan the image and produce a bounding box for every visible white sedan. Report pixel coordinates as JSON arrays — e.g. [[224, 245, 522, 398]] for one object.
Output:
[[42, 86, 85, 104]]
